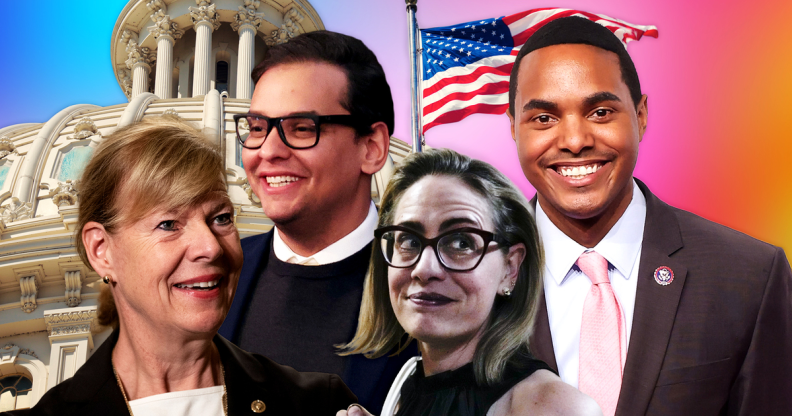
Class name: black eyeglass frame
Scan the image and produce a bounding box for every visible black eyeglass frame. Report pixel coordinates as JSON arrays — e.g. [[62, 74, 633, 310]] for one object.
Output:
[[374, 225, 511, 272], [233, 113, 368, 150]]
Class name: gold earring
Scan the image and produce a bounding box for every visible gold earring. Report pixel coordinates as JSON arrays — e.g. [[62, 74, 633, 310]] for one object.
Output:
[[503, 287, 511, 297], [103, 275, 111, 284]]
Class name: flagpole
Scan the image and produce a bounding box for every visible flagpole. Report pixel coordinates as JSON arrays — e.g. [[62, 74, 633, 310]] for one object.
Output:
[[406, 0, 423, 153]]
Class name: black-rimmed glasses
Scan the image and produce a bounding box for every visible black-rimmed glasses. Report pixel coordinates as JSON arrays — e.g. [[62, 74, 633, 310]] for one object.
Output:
[[233, 113, 366, 150], [374, 226, 510, 272]]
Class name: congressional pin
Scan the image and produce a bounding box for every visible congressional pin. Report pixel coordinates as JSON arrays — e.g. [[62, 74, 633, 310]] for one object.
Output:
[[654, 266, 674, 286], [251, 400, 266, 413]]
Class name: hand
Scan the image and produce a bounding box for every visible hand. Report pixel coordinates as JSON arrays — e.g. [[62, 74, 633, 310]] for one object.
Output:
[[336, 404, 374, 416]]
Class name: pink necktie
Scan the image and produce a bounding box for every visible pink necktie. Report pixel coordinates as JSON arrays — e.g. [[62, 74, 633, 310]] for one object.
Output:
[[577, 251, 626, 416]]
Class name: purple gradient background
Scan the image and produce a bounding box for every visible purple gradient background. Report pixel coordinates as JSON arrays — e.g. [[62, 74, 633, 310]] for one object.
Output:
[[0, 1, 790, 252]]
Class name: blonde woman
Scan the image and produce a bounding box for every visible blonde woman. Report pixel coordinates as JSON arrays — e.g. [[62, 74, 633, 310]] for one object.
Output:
[[20, 117, 355, 416], [339, 149, 600, 416]]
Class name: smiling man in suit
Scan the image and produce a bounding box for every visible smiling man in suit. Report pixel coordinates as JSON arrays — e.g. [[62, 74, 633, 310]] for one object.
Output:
[[218, 31, 415, 414], [508, 17, 792, 415]]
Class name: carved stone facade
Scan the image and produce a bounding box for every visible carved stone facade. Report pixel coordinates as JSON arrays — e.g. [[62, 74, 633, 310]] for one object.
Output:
[[241, 177, 261, 206], [266, 7, 304, 46], [189, 0, 221, 30], [231, 0, 263, 32], [64, 270, 83, 307], [44, 308, 97, 337], [68, 118, 100, 141], [1, 344, 39, 360], [149, 14, 184, 41], [0, 197, 33, 223], [124, 38, 154, 71], [0, 136, 17, 159], [117, 69, 132, 98], [163, 108, 180, 117], [19, 276, 38, 313]]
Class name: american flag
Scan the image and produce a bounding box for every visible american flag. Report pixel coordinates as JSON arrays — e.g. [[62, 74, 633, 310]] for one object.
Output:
[[420, 8, 658, 133]]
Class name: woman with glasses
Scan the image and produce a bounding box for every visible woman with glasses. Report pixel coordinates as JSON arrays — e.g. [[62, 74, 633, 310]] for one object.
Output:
[[337, 149, 600, 416]]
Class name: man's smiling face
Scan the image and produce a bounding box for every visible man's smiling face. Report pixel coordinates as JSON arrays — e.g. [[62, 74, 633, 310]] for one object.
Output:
[[509, 43, 647, 226]]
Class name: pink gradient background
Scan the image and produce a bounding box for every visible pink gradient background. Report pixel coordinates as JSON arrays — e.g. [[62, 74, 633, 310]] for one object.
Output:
[[317, 0, 792, 253], [0, 1, 789, 254]]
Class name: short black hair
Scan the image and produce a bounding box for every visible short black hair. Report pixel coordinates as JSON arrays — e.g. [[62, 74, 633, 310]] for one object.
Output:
[[252, 30, 394, 137], [508, 16, 642, 116]]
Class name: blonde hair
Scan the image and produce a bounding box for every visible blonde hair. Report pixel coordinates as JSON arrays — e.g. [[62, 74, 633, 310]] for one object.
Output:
[[339, 149, 544, 385], [75, 116, 226, 328]]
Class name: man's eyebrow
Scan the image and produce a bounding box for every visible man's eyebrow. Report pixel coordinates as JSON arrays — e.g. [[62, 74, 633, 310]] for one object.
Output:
[[247, 110, 319, 117], [523, 99, 558, 112], [583, 92, 621, 108]]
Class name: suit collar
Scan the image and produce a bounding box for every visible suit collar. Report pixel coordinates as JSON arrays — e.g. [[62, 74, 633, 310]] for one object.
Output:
[[530, 180, 689, 416], [616, 179, 687, 416], [535, 180, 646, 285]]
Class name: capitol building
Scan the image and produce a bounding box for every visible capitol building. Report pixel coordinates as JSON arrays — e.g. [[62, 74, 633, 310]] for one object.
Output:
[[0, 0, 410, 410]]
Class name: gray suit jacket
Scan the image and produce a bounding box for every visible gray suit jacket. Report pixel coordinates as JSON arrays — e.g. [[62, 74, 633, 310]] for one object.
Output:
[[530, 179, 792, 415]]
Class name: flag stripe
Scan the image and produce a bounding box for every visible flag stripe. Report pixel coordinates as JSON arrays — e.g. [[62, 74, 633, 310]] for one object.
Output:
[[424, 80, 510, 116], [423, 55, 515, 92], [423, 92, 508, 126], [423, 63, 512, 101], [424, 103, 509, 133]]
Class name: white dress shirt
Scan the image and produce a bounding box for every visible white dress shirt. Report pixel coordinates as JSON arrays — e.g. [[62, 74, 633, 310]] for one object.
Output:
[[273, 201, 378, 265], [128, 385, 224, 416], [536, 180, 646, 388]]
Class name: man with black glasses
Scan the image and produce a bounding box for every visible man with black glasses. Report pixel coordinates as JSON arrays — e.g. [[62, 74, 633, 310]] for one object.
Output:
[[219, 31, 414, 413]]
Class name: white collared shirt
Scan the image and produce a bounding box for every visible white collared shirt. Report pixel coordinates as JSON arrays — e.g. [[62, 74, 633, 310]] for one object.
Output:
[[537, 180, 646, 388], [273, 201, 378, 265], [128, 385, 224, 416]]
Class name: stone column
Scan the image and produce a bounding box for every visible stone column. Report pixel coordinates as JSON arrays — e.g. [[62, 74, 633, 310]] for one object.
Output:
[[125, 42, 153, 99], [150, 15, 184, 99], [190, 0, 220, 97], [232, 1, 263, 99], [44, 306, 97, 389], [120, 30, 153, 99]]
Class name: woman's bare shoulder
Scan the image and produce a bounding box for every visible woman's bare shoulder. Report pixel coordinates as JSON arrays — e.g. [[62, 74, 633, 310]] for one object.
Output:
[[491, 369, 603, 416]]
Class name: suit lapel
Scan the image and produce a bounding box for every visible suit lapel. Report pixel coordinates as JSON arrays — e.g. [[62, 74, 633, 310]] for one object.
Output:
[[527, 195, 559, 371], [616, 180, 687, 416], [530, 289, 558, 371]]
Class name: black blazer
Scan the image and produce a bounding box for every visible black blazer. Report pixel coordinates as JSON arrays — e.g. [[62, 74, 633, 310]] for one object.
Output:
[[219, 230, 417, 414], [530, 179, 792, 415], [10, 329, 356, 415]]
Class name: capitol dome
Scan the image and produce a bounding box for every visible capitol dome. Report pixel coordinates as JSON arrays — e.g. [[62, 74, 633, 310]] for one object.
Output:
[[0, 0, 410, 410]]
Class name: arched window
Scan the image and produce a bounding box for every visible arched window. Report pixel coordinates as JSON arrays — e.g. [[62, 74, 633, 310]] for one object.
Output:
[[0, 374, 33, 410], [0, 161, 10, 190], [216, 61, 229, 93], [57, 145, 94, 182]]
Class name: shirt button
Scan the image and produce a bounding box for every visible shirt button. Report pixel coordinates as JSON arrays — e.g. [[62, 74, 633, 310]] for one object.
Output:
[[251, 400, 266, 413]]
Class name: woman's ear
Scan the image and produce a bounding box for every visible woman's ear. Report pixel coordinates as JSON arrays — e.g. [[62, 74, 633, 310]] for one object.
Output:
[[501, 243, 526, 288], [82, 221, 113, 277]]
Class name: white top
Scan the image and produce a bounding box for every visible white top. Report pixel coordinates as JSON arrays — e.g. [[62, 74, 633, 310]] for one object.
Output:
[[128, 385, 224, 416], [273, 201, 378, 265], [381, 356, 421, 416], [537, 180, 646, 388]]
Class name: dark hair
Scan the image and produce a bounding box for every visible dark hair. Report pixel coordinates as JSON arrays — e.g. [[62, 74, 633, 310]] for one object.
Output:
[[509, 16, 642, 115], [252, 30, 394, 137], [340, 149, 544, 385]]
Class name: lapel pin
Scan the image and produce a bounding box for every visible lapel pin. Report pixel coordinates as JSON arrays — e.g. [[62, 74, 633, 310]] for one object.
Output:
[[654, 266, 674, 286], [251, 399, 266, 413]]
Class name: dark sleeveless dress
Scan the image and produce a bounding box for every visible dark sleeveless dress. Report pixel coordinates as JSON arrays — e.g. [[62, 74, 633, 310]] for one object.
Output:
[[396, 353, 553, 416]]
